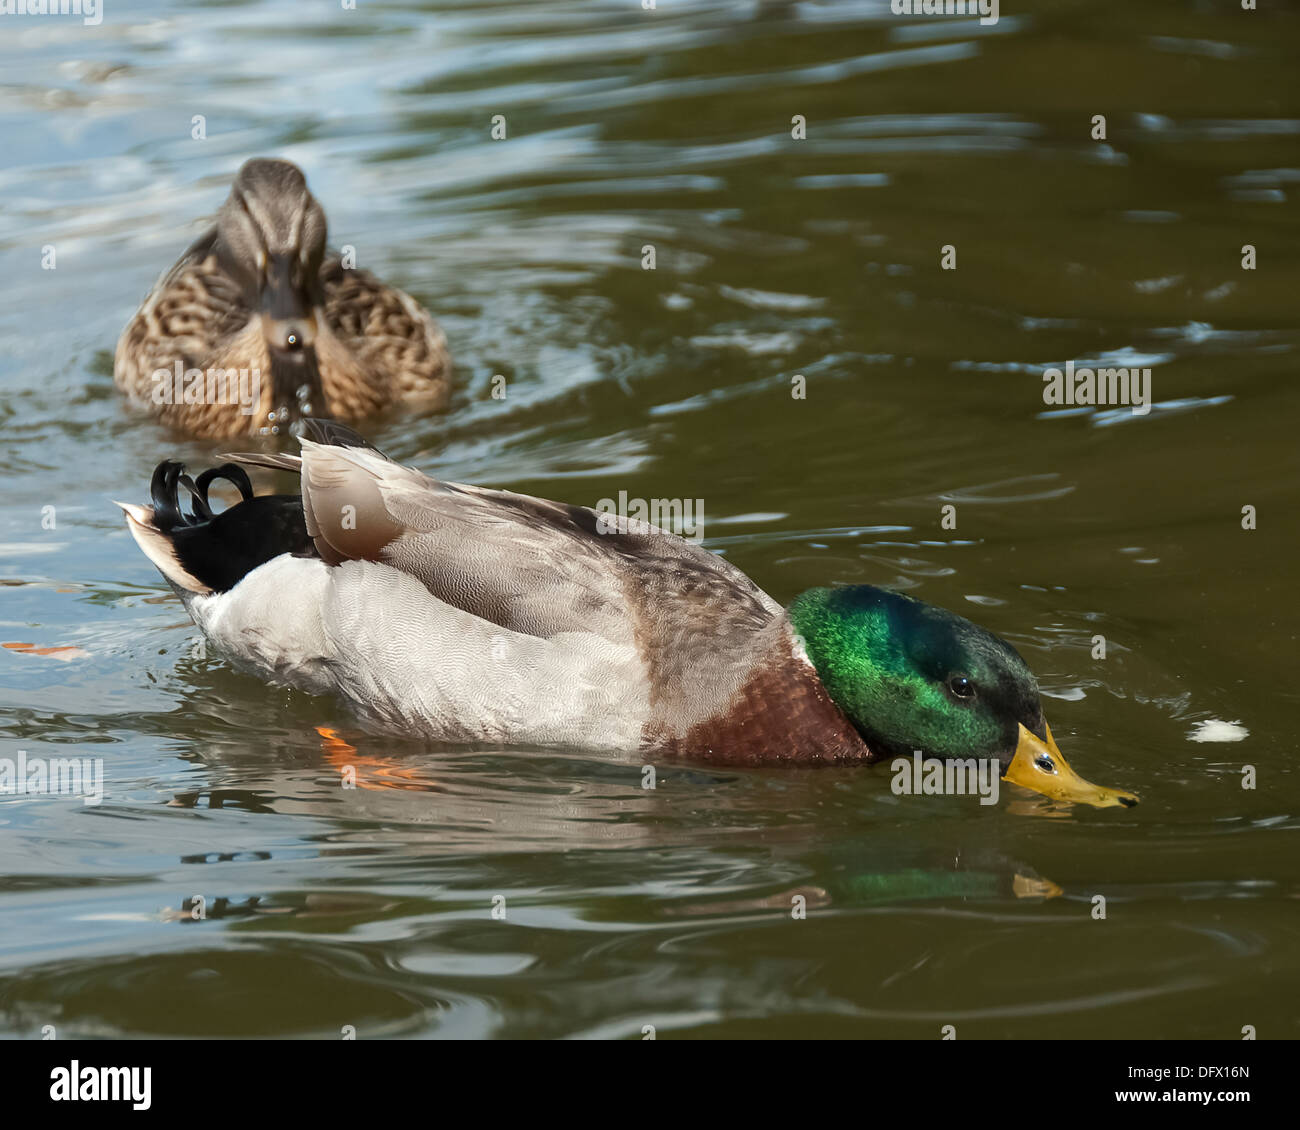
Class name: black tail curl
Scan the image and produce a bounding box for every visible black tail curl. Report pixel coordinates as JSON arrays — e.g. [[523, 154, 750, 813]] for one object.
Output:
[[150, 461, 255, 530], [145, 459, 317, 593], [139, 418, 373, 592]]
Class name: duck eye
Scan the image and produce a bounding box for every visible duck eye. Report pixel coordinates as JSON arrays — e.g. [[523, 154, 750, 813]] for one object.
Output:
[[948, 675, 974, 699], [1034, 755, 1056, 774]]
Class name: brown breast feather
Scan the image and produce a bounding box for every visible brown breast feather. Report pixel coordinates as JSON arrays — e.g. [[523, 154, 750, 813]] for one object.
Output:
[[644, 631, 876, 767]]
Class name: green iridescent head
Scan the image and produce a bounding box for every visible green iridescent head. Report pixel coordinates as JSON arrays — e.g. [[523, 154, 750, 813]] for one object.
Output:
[[787, 585, 1039, 763], [786, 585, 1138, 807]]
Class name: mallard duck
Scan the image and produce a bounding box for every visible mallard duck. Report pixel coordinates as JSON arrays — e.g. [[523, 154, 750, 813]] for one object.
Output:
[[118, 420, 1138, 808], [114, 158, 450, 439]]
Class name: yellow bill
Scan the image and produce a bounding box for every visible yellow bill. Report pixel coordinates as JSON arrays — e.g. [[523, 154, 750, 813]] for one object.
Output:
[[1003, 722, 1138, 809]]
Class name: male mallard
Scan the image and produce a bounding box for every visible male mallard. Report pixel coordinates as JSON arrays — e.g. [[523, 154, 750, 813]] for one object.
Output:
[[118, 420, 1137, 808], [114, 159, 451, 439]]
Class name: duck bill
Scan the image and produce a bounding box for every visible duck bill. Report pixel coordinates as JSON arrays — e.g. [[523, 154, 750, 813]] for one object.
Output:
[[259, 255, 318, 353], [1003, 723, 1138, 809], [260, 255, 310, 322]]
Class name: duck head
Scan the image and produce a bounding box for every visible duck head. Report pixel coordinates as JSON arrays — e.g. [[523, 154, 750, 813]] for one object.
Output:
[[787, 585, 1138, 809], [214, 158, 328, 419]]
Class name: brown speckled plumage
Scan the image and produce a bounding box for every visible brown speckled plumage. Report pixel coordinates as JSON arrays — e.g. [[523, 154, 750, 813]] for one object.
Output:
[[114, 159, 450, 439]]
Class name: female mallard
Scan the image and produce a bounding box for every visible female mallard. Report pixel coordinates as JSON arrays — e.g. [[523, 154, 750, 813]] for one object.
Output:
[[118, 420, 1137, 809], [114, 158, 451, 439]]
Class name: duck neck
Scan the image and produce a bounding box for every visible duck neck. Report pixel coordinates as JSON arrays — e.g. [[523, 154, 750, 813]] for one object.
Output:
[[786, 587, 890, 742]]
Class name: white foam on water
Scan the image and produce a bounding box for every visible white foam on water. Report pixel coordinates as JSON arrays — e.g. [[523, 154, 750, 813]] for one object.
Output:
[[1188, 718, 1249, 743]]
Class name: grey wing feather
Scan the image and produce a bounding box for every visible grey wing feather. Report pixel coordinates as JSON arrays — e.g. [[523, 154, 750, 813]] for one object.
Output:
[[293, 440, 781, 649], [223, 452, 304, 473]]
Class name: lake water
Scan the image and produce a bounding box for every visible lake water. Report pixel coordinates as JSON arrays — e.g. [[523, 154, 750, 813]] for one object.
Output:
[[0, 0, 1297, 1039]]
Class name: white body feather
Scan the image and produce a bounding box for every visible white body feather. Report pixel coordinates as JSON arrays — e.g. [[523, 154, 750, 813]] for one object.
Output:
[[190, 554, 653, 748]]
